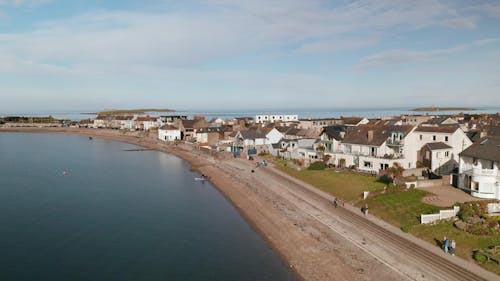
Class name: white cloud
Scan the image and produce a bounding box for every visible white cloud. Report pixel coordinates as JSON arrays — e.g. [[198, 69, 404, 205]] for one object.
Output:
[[0, 0, 53, 7], [357, 38, 497, 69]]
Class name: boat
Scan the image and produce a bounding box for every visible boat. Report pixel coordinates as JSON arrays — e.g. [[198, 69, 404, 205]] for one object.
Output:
[[194, 177, 206, 181], [89, 137, 93, 140]]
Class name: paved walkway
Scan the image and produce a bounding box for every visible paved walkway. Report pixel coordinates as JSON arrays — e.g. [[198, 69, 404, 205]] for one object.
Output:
[[419, 185, 484, 207]]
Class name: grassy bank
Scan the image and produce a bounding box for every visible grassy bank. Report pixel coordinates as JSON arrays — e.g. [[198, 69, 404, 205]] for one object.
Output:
[[274, 160, 500, 275]]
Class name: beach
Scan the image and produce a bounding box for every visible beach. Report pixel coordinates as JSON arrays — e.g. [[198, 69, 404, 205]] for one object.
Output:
[[2, 127, 497, 281]]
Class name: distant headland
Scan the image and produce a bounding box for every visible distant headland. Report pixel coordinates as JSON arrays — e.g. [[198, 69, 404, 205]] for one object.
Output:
[[412, 107, 477, 112], [82, 109, 176, 115]]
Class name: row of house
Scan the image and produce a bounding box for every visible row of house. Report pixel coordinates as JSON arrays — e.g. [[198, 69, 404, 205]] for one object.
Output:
[[154, 113, 499, 200], [93, 115, 159, 130]]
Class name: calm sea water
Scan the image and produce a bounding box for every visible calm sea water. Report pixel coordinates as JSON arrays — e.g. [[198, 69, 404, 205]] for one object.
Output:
[[2, 107, 499, 121], [0, 133, 295, 281]]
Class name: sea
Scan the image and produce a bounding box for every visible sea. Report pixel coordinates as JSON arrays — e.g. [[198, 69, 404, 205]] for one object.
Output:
[[1, 107, 499, 121], [0, 133, 295, 281]]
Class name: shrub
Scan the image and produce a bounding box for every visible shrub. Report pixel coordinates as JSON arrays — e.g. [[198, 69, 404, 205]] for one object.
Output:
[[308, 161, 326, 170], [349, 165, 357, 169], [473, 252, 488, 263], [401, 224, 413, 233], [378, 174, 393, 184]]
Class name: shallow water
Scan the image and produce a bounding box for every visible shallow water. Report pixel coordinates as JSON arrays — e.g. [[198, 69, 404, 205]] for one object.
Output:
[[0, 133, 295, 281]]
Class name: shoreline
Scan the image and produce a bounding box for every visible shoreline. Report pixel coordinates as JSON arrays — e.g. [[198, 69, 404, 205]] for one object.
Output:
[[3, 128, 496, 280], [0, 128, 308, 279]]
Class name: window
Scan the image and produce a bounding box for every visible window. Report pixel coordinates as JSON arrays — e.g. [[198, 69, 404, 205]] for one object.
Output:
[[436, 152, 441, 158], [420, 135, 423, 140], [433, 135, 436, 141], [445, 136, 449, 142], [364, 161, 372, 168]]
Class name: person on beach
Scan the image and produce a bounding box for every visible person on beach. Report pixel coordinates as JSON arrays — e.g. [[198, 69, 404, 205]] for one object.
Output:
[[333, 199, 338, 208], [450, 240, 456, 256], [443, 237, 449, 254]]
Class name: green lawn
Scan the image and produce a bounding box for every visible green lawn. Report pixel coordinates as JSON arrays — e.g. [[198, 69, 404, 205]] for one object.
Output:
[[275, 160, 500, 276], [412, 221, 500, 275], [364, 189, 441, 228], [276, 164, 386, 203]]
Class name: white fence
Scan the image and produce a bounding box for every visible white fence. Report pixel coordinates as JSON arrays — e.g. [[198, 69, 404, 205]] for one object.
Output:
[[421, 206, 460, 224], [487, 203, 500, 214]]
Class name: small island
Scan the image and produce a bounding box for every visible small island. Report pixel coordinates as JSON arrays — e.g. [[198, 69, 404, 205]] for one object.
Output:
[[83, 108, 175, 115], [412, 107, 477, 112]]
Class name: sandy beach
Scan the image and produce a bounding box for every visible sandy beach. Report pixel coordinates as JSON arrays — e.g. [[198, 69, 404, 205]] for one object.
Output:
[[2, 127, 497, 281]]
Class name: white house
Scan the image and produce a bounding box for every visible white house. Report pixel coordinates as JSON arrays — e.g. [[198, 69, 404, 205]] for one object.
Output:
[[413, 126, 472, 166], [255, 114, 299, 124], [328, 124, 416, 173], [458, 136, 500, 200], [235, 130, 267, 148], [420, 142, 454, 174], [116, 116, 135, 130], [265, 128, 284, 144], [158, 125, 181, 141], [135, 116, 159, 131]]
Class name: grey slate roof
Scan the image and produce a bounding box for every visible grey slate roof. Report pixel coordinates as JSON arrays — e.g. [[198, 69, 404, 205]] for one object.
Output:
[[425, 142, 452, 150], [342, 125, 414, 146], [460, 136, 500, 162], [240, 130, 267, 140], [414, 126, 459, 133], [321, 125, 348, 141]]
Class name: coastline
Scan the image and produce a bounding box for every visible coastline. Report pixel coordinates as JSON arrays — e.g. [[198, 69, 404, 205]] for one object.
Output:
[[1, 128, 406, 280], [3, 128, 496, 281]]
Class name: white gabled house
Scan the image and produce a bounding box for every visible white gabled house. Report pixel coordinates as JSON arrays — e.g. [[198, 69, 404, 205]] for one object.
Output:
[[158, 125, 181, 141], [457, 136, 500, 200], [265, 128, 284, 145], [420, 142, 454, 174], [413, 126, 472, 169]]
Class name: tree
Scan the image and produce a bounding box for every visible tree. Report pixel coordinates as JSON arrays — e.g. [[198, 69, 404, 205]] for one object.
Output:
[[387, 162, 404, 178]]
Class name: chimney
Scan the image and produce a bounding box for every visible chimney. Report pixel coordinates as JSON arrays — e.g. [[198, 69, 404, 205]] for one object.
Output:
[[367, 130, 374, 142]]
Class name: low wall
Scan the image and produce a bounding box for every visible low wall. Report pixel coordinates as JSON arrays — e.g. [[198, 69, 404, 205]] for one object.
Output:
[[487, 203, 500, 214], [421, 206, 460, 224]]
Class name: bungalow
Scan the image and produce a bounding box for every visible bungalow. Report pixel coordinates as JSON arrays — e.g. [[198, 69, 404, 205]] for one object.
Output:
[[457, 136, 500, 200], [235, 130, 268, 154], [158, 125, 181, 141]]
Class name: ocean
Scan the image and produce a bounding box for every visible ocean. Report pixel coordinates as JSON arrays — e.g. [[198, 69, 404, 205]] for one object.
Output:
[[0, 133, 295, 281], [1, 107, 499, 121]]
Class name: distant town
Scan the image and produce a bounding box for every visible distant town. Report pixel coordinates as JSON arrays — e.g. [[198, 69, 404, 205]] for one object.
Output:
[[1, 111, 499, 201]]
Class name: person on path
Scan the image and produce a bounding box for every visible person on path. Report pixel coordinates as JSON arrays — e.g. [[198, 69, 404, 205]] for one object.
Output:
[[450, 240, 456, 256], [333, 199, 338, 208], [443, 236, 449, 254], [364, 204, 369, 215]]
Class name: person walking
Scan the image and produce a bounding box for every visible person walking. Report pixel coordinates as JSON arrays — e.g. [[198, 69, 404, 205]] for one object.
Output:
[[364, 204, 369, 215], [333, 199, 338, 208], [450, 240, 456, 256], [443, 236, 449, 254]]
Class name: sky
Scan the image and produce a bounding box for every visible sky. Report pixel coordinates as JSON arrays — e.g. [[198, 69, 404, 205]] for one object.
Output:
[[0, 0, 499, 112]]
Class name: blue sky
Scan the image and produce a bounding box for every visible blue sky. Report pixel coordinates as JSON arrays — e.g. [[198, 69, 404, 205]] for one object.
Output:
[[1, 0, 499, 112]]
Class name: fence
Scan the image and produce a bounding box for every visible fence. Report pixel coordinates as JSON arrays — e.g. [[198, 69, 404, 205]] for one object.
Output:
[[421, 206, 460, 224]]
